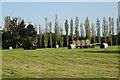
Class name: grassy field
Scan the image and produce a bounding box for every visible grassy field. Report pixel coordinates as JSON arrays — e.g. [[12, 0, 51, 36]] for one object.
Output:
[[2, 46, 119, 78]]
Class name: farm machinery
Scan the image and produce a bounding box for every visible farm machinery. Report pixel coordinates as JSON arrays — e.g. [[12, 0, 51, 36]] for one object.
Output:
[[68, 39, 107, 49], [68, 39, 108, 49], [68, 39, 95, 49]]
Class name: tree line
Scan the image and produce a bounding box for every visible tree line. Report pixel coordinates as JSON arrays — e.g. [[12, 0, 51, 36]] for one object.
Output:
[[2, 15, 120, 49]]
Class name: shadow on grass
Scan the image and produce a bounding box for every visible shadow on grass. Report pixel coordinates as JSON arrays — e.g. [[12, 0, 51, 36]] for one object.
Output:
[[80, 50, 120, 54]]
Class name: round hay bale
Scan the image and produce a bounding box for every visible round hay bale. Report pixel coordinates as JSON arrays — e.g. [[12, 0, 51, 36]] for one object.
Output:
[[55, 45, 59, 48], [81, 40, 85, 45], [100, 43, 108, 48], [68, 44, 76, 49], [85, 39, 90, 45], [9, 46, 12, 50], [76, 40, 81, 46]]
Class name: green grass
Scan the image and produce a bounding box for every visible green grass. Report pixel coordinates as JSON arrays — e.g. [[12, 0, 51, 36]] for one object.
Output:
[[2, 46, 119, 78]]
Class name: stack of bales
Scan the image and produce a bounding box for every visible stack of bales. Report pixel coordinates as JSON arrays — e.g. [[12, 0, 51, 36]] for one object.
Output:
[[85, 39, 90, 45], [100, 43, 108, 48], [81, 40, 85, 45], [76, 40, 81, 46], [75, 40, 80, 48], [72, 40, 76, 45], [68, 40, 76, 49], [68, 44, 76, 49]]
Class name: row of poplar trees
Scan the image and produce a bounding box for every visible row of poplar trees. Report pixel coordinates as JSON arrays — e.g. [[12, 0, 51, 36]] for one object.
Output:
[[2, 15, 120, 49], [37, 15, 120, 48]]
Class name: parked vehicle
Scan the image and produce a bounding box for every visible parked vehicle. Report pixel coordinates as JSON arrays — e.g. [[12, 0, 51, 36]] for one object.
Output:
[[23, 41, 37, 50]]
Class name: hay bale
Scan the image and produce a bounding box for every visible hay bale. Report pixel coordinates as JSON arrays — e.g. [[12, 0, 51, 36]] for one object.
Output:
[[81, 40, 85, 45], [76, 40, 81, 46], [100, 43, 108, 48], [85, 39, 90, 45], [9, 46, 12, 50], [72, 40, 76, 45], [68, 44, 76, 49], [55, 45, 59, 48]]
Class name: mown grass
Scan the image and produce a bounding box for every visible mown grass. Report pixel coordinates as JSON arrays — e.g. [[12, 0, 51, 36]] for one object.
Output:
[[2, 46, 119, 78]]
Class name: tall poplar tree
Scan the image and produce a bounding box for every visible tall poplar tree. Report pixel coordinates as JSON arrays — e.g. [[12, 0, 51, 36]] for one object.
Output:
[[44, 17, 48, 48], [54, 15, 59, 45], [75, 16, 79, 40], [96, 18, 101, 43], [108, 17, 114, 45], [111, 18, 114, 36], [91, 22, 96, 43], [80, 23, 84, 39], [38, 25, 43, 48], [60, 27, 63, 47], [49, 22, 52, 48], [84, 17, 91, 41], [70, 18, 74, 41], [102, 17, 108, 43], [65, 19, 69, 47]]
